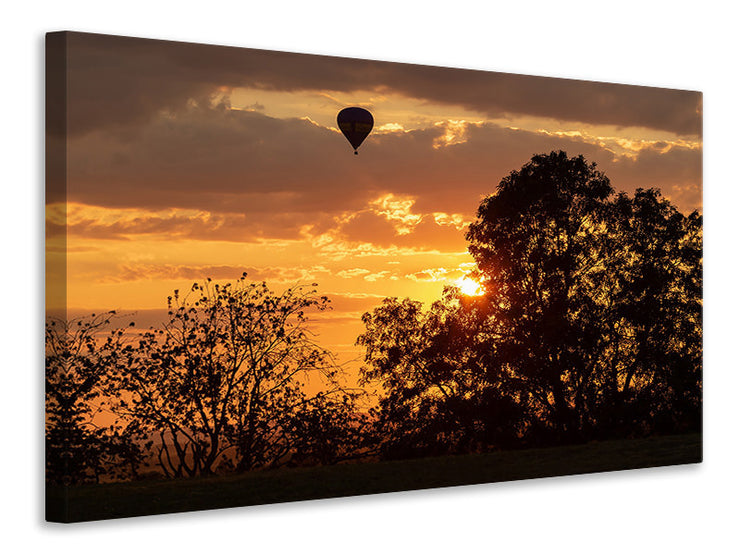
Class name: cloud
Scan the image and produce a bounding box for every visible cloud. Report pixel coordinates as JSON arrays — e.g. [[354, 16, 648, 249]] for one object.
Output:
[[602, 142, 703, 212], [336, 268, 371, 279], [405, 267, 454, 282], [60, 103, 701, 252], [97, 264, 331, 284], [335, 211, 468, 252], [363, 271, 391, 282], [59, 32, 701, 138], [47, 202, 334, 243], [65, 107, 382, 215]]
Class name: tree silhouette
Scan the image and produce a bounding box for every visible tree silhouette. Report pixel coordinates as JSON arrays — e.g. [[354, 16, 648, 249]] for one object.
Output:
[[45, 313, 144, 485], [604, 188, 702, 435], [113, 274, 359, 477], [283, 390, 375, 466], [467, 151, 702, 442], [45, 152, 702, 481], [357, 291, 524, 459], [465, 151, 618, 442], [360, 151, 702, 456]]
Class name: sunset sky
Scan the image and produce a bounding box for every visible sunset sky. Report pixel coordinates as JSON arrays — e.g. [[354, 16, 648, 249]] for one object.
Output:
[[47, 32, 702, 376]]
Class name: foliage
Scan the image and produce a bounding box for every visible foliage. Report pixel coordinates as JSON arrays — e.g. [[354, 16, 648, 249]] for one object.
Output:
[[467, 151, 702, 442], [113, 274, 362, 477], [283, 391, 376, 466], [360, 151, 702, 457], [357, 290, 524, 458], [45, 151, 703, 480], [45, 313, 144, 485]]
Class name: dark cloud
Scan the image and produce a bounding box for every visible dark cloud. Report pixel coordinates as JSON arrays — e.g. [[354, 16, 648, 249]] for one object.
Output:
[[66, 107, 380, 215], [62, 106, 701, 244], [603, 143, 703, 207], [60, 31, 701, 138], [49, 205, 329, 243]]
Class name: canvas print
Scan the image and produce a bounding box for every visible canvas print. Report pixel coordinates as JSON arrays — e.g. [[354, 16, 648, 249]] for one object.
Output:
[[45, 31, 702, 523]]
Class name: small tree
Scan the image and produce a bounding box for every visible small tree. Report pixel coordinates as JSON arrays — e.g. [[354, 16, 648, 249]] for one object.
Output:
[[357, 290, 524, 459], [46, 313, 144, 485], [283, 391, 376, 466], [116, 274, 356, 477]]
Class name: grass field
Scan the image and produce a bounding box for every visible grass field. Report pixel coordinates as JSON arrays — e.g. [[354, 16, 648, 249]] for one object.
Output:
[[46, 433, 701, 523]]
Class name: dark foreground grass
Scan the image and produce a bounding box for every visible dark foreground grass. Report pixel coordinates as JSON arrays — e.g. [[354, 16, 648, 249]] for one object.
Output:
[[47, 433, 701, 523]]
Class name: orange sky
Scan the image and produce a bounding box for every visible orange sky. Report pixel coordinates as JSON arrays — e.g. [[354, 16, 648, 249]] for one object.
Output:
[[47, 32, 703, 379]]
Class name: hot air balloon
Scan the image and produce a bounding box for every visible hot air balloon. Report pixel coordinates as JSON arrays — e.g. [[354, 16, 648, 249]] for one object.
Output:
[[337, 107, 374, 155]]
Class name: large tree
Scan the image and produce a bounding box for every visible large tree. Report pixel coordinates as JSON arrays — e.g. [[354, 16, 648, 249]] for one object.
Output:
[[360, 151, 702, 456], [604, 188, 702, 435], [467, 151, 701, 442], [114, 274, 362, 477]]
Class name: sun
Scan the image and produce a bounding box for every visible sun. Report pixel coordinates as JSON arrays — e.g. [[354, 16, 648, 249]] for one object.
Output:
[[455, 276, 484, 296]]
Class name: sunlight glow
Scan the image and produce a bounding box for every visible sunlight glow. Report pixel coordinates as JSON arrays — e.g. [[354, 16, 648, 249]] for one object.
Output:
[[455, 276, 484, 296]]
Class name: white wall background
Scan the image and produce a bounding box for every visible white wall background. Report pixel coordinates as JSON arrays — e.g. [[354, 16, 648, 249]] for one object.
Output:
[[3, 1, 737, 552]]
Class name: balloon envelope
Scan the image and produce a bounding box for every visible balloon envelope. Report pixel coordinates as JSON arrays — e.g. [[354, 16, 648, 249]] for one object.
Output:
[[337, 107, 374, 154]]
